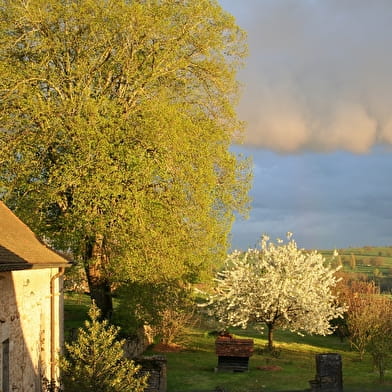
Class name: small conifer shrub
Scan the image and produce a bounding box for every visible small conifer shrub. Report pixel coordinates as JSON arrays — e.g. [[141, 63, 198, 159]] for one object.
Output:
[[61, 302, 148, 392]]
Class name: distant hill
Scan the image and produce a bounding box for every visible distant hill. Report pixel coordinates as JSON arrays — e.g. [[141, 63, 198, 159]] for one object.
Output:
[[319, 246, 392, 292]]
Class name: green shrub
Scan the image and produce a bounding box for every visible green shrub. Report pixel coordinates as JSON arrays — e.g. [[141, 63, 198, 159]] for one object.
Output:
[[114, 281, 195, 345], [61, 303, 148, 392]]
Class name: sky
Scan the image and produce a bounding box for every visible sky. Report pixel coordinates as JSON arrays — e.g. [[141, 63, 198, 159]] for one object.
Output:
[[219, 0, 392, 251]]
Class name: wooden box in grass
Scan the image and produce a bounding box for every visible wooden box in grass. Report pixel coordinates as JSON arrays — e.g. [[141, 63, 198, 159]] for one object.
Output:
[[215, 335, 254, 372]]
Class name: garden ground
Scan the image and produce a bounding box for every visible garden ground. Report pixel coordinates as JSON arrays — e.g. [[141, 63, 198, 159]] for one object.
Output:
[[64, 293, 392, 392], [148, 327, 392, 392]]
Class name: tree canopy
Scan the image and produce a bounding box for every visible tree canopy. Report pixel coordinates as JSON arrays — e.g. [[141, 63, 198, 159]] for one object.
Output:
[[207, 233, 346, 350], [336, 277, 392, 381], [0, 0, 251, 316]]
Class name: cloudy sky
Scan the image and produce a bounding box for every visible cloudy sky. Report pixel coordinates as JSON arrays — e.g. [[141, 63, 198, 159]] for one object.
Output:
[[219, 0, 392, 250]]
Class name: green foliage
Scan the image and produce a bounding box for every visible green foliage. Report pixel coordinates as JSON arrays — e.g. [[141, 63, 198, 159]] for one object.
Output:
[[64, 264, 89, 293], [0, 0, 251, 307], [114, 281, 195, 344], [366, 297, 392, 383], [336, 276, 392, 382], [61, 303, 148, 392]]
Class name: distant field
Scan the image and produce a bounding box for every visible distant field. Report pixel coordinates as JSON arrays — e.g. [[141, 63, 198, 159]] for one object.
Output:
[[319, 246, 392, 292]]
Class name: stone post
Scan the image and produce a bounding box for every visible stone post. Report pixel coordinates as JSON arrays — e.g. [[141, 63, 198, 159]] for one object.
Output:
[[137, 355, 167, 392], [309, 353, 343, 392]]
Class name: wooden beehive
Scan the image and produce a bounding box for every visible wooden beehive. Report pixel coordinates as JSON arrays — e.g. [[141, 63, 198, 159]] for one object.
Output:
[[215, 335, 254, 372], [215, 335, 254, 357]]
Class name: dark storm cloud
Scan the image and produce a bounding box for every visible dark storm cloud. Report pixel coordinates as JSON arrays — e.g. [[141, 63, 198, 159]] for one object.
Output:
[[231, 147, 392, 250]]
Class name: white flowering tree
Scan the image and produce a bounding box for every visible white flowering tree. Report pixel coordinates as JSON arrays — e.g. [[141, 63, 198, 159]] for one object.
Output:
[[207, 233, 346, 351]]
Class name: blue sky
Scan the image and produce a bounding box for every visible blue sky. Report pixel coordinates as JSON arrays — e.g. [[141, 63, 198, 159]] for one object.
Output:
[[219, 0, 392, 250]]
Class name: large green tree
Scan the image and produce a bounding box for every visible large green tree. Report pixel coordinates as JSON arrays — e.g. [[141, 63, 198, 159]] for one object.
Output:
[[0, 0, 251, 317]]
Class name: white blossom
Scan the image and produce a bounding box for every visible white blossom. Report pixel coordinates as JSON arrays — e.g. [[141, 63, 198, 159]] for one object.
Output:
[[207, 233, 346, 348]]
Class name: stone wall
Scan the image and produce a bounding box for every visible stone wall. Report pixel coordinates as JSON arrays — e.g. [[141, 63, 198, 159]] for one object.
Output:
[[123, 325, 154, 358], [136, 355, 167, 392], [0, 269, 63, 392]]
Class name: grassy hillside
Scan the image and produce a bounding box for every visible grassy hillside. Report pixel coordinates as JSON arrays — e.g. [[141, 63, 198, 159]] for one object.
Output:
[[319, 246, 392, 291], [152, 326, 392, 392], [64, 294, 392, 391], [64, 246, 392, 390]]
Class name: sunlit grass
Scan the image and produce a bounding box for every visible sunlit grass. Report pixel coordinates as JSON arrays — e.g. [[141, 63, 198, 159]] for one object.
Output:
[[64, 293, 392, 391], [146, 326, 392, 392]]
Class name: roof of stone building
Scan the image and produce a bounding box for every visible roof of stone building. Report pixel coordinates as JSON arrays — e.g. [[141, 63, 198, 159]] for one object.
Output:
[[0, 201, 70, 271]]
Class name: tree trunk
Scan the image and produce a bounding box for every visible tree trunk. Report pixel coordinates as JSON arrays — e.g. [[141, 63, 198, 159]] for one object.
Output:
[[267, 323, 274, 352], [86, 264, 113, 319], [378, 356, 385, 384], [84, 235, 113, 319]]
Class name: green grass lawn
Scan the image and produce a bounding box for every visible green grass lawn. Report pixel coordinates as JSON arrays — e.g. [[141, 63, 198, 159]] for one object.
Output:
[[145, 327, 392, 392], [63, 292, 91, 340], [64, 294, 392, 391]]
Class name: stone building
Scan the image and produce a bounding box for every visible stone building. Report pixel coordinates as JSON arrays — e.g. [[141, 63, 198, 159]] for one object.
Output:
[[0, 201, 70, 392]]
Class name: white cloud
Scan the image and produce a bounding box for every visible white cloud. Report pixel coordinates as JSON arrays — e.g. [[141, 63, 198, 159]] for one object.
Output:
[[223, 0, 392, 153]]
